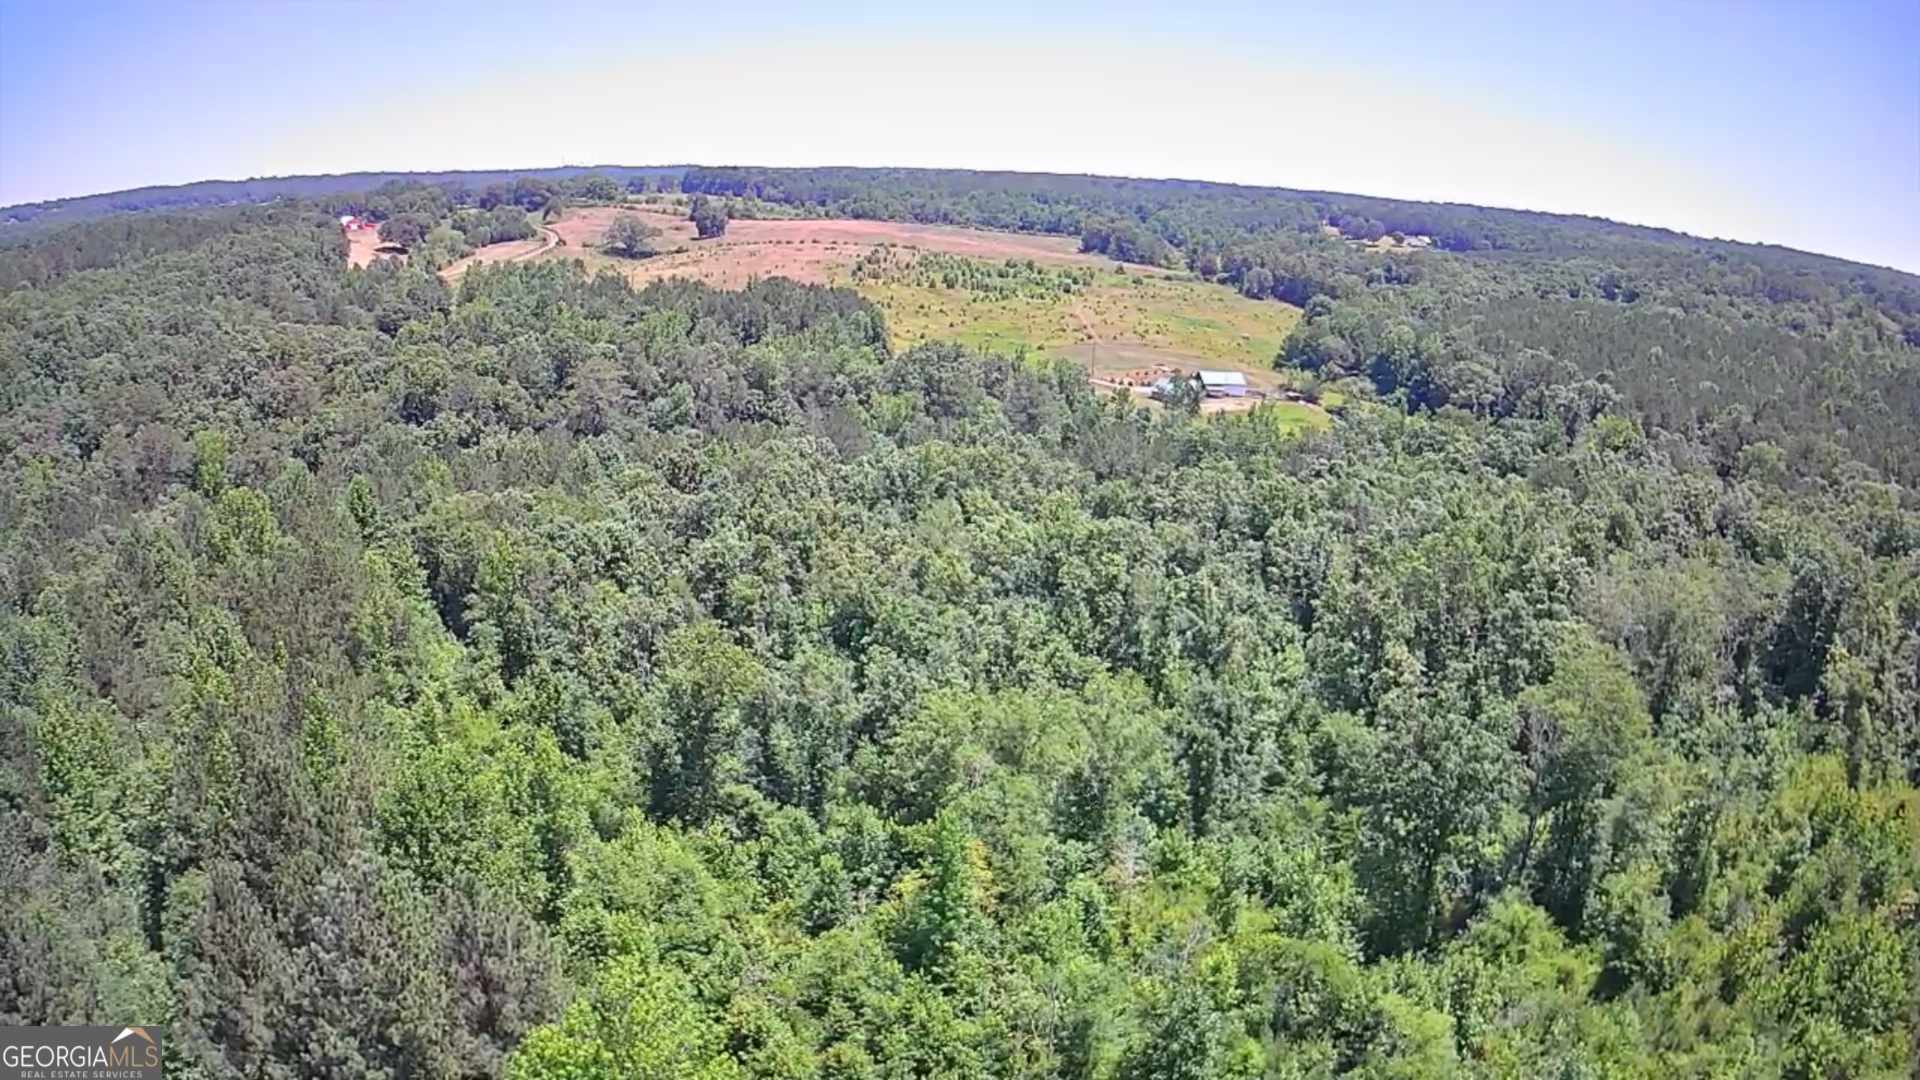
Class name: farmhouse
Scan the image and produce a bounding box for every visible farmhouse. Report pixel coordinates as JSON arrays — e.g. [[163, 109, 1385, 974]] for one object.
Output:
[[1196, 370, 1249, 398]]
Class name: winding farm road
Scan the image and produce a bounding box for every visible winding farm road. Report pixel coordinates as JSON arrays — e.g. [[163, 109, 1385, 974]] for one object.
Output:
[[524, 224, 559, 259], [441, 224, 560, 282]]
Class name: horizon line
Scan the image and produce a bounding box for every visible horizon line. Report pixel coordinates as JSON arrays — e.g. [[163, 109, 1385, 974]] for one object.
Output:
[[6, 160, 1915, 277]]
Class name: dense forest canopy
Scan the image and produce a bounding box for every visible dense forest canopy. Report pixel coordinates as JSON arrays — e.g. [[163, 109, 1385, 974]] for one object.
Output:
[[0, 168, 1916, 1079]]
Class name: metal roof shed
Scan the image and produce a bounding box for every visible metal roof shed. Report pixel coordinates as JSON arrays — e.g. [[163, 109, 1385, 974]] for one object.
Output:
[[1196, 370, 1250, 397]]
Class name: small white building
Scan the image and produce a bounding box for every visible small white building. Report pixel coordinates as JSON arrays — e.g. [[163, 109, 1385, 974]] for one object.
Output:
[[1196, 370, 1250, 398]]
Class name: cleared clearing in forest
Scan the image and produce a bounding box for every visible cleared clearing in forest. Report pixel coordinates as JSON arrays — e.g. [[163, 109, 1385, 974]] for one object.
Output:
[[516, 207, 1292, 373]]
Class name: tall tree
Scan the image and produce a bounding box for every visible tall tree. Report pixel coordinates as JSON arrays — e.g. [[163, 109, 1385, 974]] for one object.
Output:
[[690, 195, 729, 239], [603, 215, 660, 259]]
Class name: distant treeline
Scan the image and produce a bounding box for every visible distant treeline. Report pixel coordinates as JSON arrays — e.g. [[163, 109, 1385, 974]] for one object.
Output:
[[675, 166, 1917, 298], [0, 165, 688, 235], [0, 173, 627, 288]]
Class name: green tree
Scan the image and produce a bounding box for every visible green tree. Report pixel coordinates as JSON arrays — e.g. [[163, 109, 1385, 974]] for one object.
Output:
[[377, 213, 430, 248], [603, 215, 661, 259], [646, 622, 766, 824], [892, 811, 989, 980], [504, 954, 741, 1080], [1156, 372, 1204, 414], [1514, 631, 1654, 930], [690, 195, 729, 239]]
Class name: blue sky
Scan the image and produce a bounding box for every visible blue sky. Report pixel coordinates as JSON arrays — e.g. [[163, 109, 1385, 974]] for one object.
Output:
[[2, 0, 1916, 270]]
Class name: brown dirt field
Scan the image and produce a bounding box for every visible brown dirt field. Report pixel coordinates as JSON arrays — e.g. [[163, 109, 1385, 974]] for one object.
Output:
[[345, 228, 395, 269], [613, 239, 883, 289], [723, 218, 1100, 265], [532, 207, 1141, 287], [545, 207, 694, 250]]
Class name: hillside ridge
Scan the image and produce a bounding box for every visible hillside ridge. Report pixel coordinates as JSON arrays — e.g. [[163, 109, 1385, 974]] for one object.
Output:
[[8, 162, 1914, 278]]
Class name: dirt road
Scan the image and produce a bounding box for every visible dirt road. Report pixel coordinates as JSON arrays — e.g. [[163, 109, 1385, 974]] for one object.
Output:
[[441, 225, 559, 281]]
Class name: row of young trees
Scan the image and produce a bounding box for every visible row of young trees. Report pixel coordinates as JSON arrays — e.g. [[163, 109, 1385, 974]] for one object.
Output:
[[850, 247, 1093, 299], [0, 196, 1915, 1078]]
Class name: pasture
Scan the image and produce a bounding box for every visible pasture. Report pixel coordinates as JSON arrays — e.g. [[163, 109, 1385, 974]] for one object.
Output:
[[537, 207, 1123, 286], [514, 208, 1298, 377]]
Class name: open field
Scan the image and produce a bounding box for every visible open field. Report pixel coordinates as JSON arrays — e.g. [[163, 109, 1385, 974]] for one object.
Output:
[[345, 228, 405, 268], [543, 206, 690, 251], [442, 206, 1321, 422], [519, 209, 1291, 371], [869, 264, 1324, 424], [872, 271, 1299, 368], [440, 225, 556, 279], [534, 207, 1133, 287]]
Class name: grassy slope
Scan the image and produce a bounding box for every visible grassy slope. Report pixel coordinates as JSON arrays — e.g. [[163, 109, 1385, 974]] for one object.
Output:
[[857, 267, 1302, 373], [515, 206, 1311, 401]]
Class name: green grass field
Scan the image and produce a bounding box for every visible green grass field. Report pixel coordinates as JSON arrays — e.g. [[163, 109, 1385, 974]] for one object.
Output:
[[846, 254, 1329, 429], [1253, 400, 1334, 434], [541, 229, 1309, 400], [855, 266, 1301, 375]]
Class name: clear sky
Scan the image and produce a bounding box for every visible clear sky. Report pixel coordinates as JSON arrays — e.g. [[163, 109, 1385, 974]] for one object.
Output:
[[3, 0, 1916, 270]]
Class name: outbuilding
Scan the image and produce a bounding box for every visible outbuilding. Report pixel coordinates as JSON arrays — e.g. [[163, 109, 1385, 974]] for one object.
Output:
[[1196, 370, 1249, 398]]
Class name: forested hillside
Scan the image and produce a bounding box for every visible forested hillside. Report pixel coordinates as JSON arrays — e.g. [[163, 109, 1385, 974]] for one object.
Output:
[[1, 184, 1916, 1078], [0, 165, 686, 235], [681, 167, 1920, 484]]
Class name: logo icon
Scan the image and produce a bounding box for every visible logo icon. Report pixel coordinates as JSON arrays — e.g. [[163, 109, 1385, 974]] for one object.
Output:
[[1, 1025, 164, 1079]]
